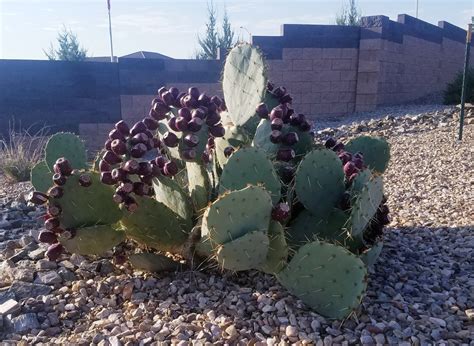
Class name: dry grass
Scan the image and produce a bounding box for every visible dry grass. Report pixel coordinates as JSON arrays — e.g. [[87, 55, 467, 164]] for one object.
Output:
[[0, 123, 49, 183]]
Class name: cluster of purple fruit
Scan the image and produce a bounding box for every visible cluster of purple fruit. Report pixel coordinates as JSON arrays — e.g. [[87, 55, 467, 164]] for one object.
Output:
[[271, 202, 291, 222], [255, 89, 311, 162], [324, 138, 366, 182], [100, 119, 178, 212], [28, 158, 90, 260], [151, 86, 226, 163], [364, 197, 390, 244]]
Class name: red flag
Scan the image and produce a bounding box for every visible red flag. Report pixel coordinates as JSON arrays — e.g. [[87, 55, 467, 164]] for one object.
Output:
[[107, 0, 110, 10]]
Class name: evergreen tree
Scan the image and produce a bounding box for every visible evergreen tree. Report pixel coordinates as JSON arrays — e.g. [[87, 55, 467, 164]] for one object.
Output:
[[218, 8, 235, 55], [336, 0, 362, 26], [44, 26, 87, 61]]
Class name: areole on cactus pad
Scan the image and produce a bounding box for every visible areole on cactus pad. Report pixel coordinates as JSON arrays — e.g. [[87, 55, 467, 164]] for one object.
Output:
[[28, 43, 391, 320]]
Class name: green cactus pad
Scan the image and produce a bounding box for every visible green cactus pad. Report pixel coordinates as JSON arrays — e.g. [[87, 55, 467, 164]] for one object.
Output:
[[91, 149, 106, 171], [60, 225, 125, 256], [218, 147, 281, 204], [157, 121, 182, 162], [153, 175, 193, 222], [216, 230, 269, 271], [223, 43, 267, 132], [45, 133, 87, 171], [345, 136, 390, 173], [350, 176, 384, 237], [350, 169, 372, 197], [295, 149, 345, 219], [177, 123, 209, 163], [259, 221, 288, 274], [129, 253, 180, 272], [278, 241, 367, 319], [253, 119, 313, 158], [194, 235, 215, 258], [215, 125, 250, 167], [202, 185, 272, 245], [360, 241, 383, 267], [186, 162, 210, 213], [120, 196, 192, 252], [30, 161, 52, 192], [58, 171, 122, 228]]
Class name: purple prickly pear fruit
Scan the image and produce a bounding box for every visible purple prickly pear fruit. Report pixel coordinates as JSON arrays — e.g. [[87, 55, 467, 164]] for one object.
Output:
[[178, 107, 192, 121], [161, 91, 175, 106], [163, 161, 178, 176], [140, 174, 153, 185], [122, 159, 139, 174], [282, 132, 299, 146], [163, 132, 179, 147], [207, 102, 217, 113], [112, 193, 125, 204], [52, 173, 67, 186], [169, 87, 180, 99], [270, 107, 283, 120], [182, 148, 197, 161], [224, 146, 235, 158], [219, 99, 227, 112], [151, 137, 161, 149], [39, 230, 58, 244], [48, 186, 64, 199], [271, 202, 290, 222], [354, 152, 364, 160], [118, 181, 134, 194], [44, 217, 60, 231], [280, 93, 293, 104], [192, 108, 206, 119], [104, 139, 113, 151], [47, 205, 62, 217], [53, 158, 73, 176], [209, 125, 225, 137], [338, 151, 352, 165], [109, 128, 125, 142], [28, 191, 49, 205], [115, 120, 130, 136], [175, 116, 188, 132], [133, 182, 150, 196], [273, 86, 286, 98], [183, 134, 199, 147], [206, 112, 221, 126], [46, 243, 63, 261], [280, 165, 295, 183], [124, 196, 139, 213], [182, 95, 198, 108], [379, 204, 389, 215], [130, 121, 147, 136], [380, 214, 390, 225], [111, 139, 127, 155], [198, 93, 210, 106], [155, 156, 167, 168], [211, 95, 222, 106], [324, 137, 337, 149], [152, 101, 169, 120], [177, 92, 186, 103], [138, 162, 153, 176], [130, 143, 148, 158], [187, 117, 203, 132], [289, 113, 304, 127], [344, 162, 358, 177], [299, 120, 311, 132], [103, 150, 122, 165], [151, 164, 161, 177], [157, 87, 168, 96], [271, 118, 283, 131], [207, 137, 215, 149], [111, 168, 127, 182], [277, 148, 296, 162], [62, 228, 76, 240], [98, 160, 111, 173], [353, 157, 364, 170], [332, 142, 345, 152], [168, 117, 179, 132], [267, 81, 274, 91], [256, 103, 269, 119], [143, 117, 159, 130], [201, 150, 211, 164], [270, 130, 282, 144], [78, 174, 92, 187], [100, 172, 116, 185], [130, 133, 149, 145], [188, 87, 200, 100]]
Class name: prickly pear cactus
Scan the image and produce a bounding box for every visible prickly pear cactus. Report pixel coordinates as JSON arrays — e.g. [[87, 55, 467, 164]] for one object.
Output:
[[129, 253, 181, 272], [345, 136, 390, 173], [30, 161, 53, 192], [259, 220, 288, 274], [61, 225, 125, 256], [45, 133, 87, 171]]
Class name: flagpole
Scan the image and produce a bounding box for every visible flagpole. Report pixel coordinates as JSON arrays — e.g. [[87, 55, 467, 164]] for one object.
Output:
[[107, 0, 114, 62]]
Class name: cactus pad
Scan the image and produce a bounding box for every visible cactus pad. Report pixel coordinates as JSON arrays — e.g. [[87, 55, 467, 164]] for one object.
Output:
[[350, 169, 372, 196], [223, 43, 267, 131], [219, 147, 281, 204], [30, 161, 52, 192], [129, 253, 180, 272], [345, 136, 390, 173], [58, 171, 122, 228], [295, 149, 345, 219], [60, 225, 125, 255], [350, 176, 384, 237], [360, 241, 383, 267], [216, 230, 269, 271], [186, 162, 210, 213], [120, 196, 192, 252], [259, 221, 288, 274], [278, 241, 367, 319], [215, 125, 250, 167], [153, 175, 193, 222], [202, 185, 272, 245], [45, 133, 87, 171]]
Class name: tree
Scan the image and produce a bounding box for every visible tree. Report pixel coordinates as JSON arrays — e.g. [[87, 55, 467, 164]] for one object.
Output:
[[336, 0, 362, 26], [195, 1, 235, 59], [44, 26, 87, 61]]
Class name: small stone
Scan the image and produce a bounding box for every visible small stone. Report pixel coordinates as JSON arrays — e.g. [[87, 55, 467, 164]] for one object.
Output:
[[10, 313, 40, 333], [35, 271, 62, 285], [374, 334, 385, 344], [122, 282, 134, 300], [225, 325, 238, 337], [429, 317, 446, 328], [8, 281, 52, 300], [465, 309, 474, 320], [360, 335, 373, 344], [311, 319, 321, 331], [0, 299, 20, 315], [36, 259, 57, 271], [28, 248, 46, 260], [285, 325, 298, 337]]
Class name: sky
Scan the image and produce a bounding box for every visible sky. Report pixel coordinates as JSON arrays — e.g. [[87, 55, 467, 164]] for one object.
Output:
[[0, 0, 472, 60]]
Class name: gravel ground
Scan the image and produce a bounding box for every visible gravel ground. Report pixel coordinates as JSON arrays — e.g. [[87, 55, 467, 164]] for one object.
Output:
[[0, 106, 473, 345]]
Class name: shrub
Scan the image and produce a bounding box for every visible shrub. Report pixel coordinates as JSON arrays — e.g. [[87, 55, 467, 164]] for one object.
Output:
[[443, 68, 474, 105], [0, 123, 49, 183]]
